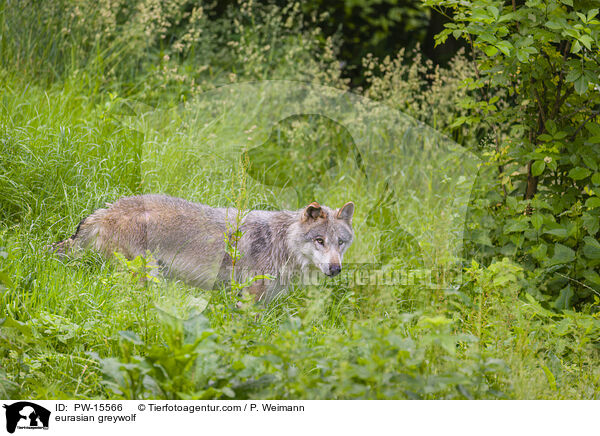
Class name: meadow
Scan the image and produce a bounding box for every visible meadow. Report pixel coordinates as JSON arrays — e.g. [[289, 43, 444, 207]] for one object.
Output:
[[1, 0, 599, 399]]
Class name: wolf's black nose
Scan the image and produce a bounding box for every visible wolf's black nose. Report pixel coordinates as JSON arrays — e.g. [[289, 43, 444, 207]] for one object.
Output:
[[329, 264, 341, 276]]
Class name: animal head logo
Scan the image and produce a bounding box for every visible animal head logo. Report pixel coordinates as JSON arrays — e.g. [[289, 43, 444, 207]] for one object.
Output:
[[3, 402, 51, 434]]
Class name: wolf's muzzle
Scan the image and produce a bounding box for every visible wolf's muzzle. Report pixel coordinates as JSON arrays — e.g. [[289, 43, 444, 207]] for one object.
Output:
[[328, 264, 342, 276]]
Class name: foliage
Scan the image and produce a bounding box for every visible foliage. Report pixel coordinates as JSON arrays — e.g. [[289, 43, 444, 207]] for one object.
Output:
[[91, 310, 222, 400], [0, 0, 346, 96], [89, 279, 511, 400], [426, 0, 600, 307], [299, 0, 429, 80], [456, 259, 600, 398], [363, 46, 497, 148]]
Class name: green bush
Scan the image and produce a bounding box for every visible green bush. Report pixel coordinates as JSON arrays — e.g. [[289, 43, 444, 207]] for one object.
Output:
[[91, 292, 511, 400], [426, 0, 600, 308]]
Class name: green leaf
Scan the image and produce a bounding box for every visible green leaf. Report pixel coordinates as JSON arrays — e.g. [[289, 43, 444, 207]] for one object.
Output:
[[449, 116, 468, 128], [531, 243, 548, 261], [553, 286, 574, 310], [586, 197, 600, 209], [545, 20, 563, 30], [574, 75, 588, 94], [582, 155, 598, 171], [566, 69, 582, 83], [0, 271, 13, 289], [586, 122, 600, 136], [183, 313, 211, 338], [541, 365, 557, 391], [469, 229, 493, 246], [546, 243, 575, 266], [477, 32, 497, 44], [579, 35, 593, 50], [583, 236, 600, 259], [221, 387, 235, 398], [516, 48, 530, 63], [185, 295, 209, 314], [484, 45, 499, 56], [544, 228, 568, 239], [505, 218, 529, 233], [471, 8, 491, 21], [583, 269, 600, 285], [532, 161, 545, 176], [418, 315, 452, 328], [592, 173, 600, 185], [0, 317, 34, 338], [435, 29, 451, 46], [582, 213, 600, 235], [495, 40, 513, 56], [487, 5, 499, 19], [569, 167, 591, 180], [553, 131, 568, 140], [545, 119, 557, 134], [532, 198, 553, 211], [531, 213, 544, 230]]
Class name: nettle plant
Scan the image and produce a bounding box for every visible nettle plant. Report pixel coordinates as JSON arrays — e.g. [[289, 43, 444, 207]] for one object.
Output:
[[424, 0, 600, 308]]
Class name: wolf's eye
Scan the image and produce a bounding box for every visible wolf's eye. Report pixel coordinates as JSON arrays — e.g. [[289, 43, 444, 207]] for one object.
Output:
[[338, 239, 344, 246], [315, 237, 325, 245]]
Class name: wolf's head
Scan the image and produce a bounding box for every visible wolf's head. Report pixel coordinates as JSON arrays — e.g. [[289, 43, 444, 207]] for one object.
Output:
[[289, 201, 354, 277]]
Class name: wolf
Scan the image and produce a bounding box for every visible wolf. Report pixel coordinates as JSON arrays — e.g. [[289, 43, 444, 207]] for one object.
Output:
[[52, 195, 355, 302]]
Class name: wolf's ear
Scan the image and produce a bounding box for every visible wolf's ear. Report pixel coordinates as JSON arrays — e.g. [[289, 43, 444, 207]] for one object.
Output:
[[304, 202, 324, 220], [337, 202, 354, 223]]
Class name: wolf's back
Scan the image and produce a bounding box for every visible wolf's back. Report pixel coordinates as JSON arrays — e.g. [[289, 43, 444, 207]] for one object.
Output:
[[51, 195, 230, 288]]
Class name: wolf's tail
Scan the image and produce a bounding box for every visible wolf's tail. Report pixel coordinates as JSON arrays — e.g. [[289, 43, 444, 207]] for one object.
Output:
[[48, 217, 88, 256]]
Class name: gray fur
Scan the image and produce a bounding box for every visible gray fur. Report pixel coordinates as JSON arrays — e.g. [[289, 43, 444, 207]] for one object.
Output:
[[52, 194, 355, 302]]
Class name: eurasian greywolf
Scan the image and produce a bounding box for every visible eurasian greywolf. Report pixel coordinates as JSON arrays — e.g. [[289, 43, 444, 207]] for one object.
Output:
[[52, 195, 355, 302]]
